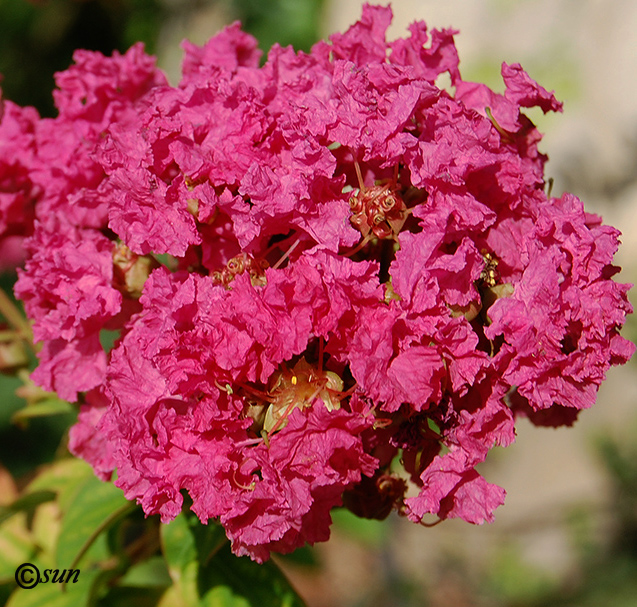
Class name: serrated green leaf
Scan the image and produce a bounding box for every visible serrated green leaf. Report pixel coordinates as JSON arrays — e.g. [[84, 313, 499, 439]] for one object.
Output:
[[55, 475, 133, 570], [11, 399, 74, 423], [0, 490, 56, 525]]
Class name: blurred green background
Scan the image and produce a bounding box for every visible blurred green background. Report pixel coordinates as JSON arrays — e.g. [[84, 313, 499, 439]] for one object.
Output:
[[0, 0, 324, 116]]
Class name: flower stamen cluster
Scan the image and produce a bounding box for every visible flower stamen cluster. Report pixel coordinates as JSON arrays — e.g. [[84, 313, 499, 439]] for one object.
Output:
[[211, 252, 269, 288], [243, 357, 345, 438]]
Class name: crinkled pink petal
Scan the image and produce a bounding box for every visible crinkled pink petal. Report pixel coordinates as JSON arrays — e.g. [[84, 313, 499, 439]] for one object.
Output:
[[31, 335, 107, 402], [405, 449, 506, 524], [0, 100, 40, 268], [390, 21, 461, 83], [181, 22, 262, 83], [502, 62, 563, 114], [386, 346, 445, 412], [329, 3, 393, 64], [106, 167, 201, 255], [68, 389, 117, 481], [223, 405, 377, 562]]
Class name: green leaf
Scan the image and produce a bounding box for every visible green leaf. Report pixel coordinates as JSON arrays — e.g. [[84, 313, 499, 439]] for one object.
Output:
[[26, 459, 94, 514], [161, 513, 197, 582], [96, 586, 166, 607], [55, 475, 134, 570], [160, 513, 199, 606], [200, 585, 251, 607], [200, 543, 306, 607], [276, 546, 318, 568], [161, 512, 227, 575], [119, 556, 171, 588], [0, 490, 56, 525], [6, 566, 101, 607], [161, 512, 306, 607], [11, 399, 74, 424], [157, 584, 195, 607], [0, 518, 36, 583], [192, 523, 228, 569]]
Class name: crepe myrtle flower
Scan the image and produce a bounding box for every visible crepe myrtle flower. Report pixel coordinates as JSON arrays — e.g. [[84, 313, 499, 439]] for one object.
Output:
[[5, 3, 632, 562]]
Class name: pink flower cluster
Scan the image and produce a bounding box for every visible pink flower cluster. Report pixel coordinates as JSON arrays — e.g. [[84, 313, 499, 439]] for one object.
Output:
[[3, 5, 634, 561]]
